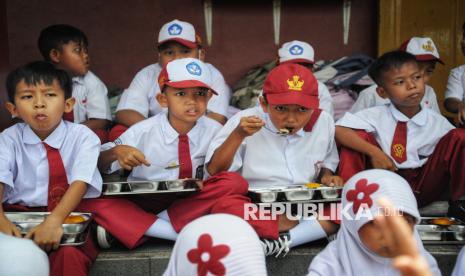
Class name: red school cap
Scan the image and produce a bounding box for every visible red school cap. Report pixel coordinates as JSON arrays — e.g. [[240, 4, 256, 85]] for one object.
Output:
[[262, 63, 319, 109]]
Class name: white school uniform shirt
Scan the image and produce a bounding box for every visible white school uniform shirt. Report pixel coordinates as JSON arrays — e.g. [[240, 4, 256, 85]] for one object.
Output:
[[336, 104, 454, 169], [116, 63, 231, 118], [71, 71, 112, 123], [317, 81, 335, 117], [0, 121, 102, 207], [445, 64, 465, 101], [350, 84, 440, 113], [205, 106, 339, 189], [102, 111, 222, 180]]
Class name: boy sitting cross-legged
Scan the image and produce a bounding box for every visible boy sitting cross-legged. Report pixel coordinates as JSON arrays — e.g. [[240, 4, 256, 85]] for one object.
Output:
[[206, 63, 343, 257], [336, 50, 465, 221], [94, 58, 259, 249], [0, 61, 103, 276]]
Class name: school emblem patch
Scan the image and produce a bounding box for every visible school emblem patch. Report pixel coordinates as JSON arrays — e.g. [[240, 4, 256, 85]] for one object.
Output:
[[289, 45, 303, 55], [168, 23, 182, 35], [287, 75, 304, 91], [186, 62, 202, 76], [422, 40, 434, 53], [392, 143, 405, 158]]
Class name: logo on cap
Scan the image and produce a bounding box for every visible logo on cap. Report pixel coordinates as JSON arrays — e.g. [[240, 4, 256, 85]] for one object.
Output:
[[186, 62, 202, 76], [422, 40, 434, 52], [168, 24, 183, 36], [289, 45, 304, 56], [287, 75, 304, 91]]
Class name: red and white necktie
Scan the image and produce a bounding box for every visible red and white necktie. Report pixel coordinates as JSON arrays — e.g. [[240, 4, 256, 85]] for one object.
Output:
[[43, 143, 69, 210], [178, 134, 193, 179], [63, 111, 74, 122], [390, 121, 408, 164]]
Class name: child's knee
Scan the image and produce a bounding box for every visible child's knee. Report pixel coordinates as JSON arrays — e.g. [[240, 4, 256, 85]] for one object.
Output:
[[449, 128, 465, 140], [206, 171, 249, 195]]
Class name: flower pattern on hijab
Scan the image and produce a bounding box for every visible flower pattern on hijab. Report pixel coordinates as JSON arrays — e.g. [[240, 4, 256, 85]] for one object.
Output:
[[346, 178, 379, 213], [187, 233, 230, 276]]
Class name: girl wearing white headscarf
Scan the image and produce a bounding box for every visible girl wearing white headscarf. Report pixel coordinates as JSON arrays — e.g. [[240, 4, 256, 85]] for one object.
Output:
[[308, 169, 441, 276], [0, 233, 49, 276], [163, 214, 267, 276]]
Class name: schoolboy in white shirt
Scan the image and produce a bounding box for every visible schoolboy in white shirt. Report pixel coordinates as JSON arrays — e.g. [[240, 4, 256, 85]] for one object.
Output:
[[110, 19, 231, 140], [278, 40, 334, 117], [38, 24, 112, 143], [444, 22, 465, 126], [206, 63, 343, 257], [336, 50, 465, 221], [350, 37, 442, 113], [94, 58, 252, 249], [0, 61, 102, 276]]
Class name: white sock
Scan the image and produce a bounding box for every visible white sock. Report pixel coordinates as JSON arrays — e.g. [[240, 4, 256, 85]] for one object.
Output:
[[288, 217, 327, 248], [144, 218, 178, 241], [157, 210, 171, 222]]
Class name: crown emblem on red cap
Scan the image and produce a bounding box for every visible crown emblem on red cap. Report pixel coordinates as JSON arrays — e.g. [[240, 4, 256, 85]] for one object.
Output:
[[422, 40, 434, 53], [287, 75, 304, 91]]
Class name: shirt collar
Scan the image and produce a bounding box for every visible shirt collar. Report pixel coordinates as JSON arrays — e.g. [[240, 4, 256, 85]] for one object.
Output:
[[23, 120, 67, 149], [160, 111, 200, 146], [72, 75, 84, 85], [388, 104, 427, 126]]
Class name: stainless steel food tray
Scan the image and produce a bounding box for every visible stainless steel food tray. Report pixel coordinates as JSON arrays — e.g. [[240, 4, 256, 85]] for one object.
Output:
[[5, 212, 92, 246], [103, 179, 200, 195], [248, 184, 342, 203], [416, 217, 465, 244]]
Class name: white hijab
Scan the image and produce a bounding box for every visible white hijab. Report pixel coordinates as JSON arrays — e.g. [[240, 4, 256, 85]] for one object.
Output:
[[163, 214, 267, 276], [308, 169, 441, 276]]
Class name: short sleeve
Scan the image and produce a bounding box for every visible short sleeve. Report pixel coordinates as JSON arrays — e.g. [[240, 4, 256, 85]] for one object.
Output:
[[85, 74, 112, 120], [445, 67, 465, 101], [207, 64, 231, 117], [69, 130, 102, 198], [116, 66, 155, 117], [0, 133, 15, 190], [317, 82, 334, 117], [336, 110, 376, 132]]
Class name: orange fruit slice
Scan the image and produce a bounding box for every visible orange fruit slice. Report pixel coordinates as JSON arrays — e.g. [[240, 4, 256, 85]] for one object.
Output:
[[64, 215, 86, 224], [305, 183, 321, 189]]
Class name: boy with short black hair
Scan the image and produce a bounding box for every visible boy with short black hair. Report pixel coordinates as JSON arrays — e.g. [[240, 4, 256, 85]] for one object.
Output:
[[336, 50, 465, 220], [0, 61, 102, 276], [351, 37, 442, 113], [206, 63, 342, 256], [110, 19, 231, 140], [444, 22, 465, 126], [38, 24, 111, 143], [92, 58, 255, 249]]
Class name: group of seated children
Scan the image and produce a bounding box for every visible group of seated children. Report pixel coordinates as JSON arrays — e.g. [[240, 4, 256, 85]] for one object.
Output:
[[1, 18, 465, 276]]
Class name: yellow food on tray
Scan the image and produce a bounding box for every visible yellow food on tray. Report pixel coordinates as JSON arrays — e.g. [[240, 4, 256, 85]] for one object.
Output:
[[64, 215, 86, 224], [429, 217, 455, 226], [305, 183, 321, 189]]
